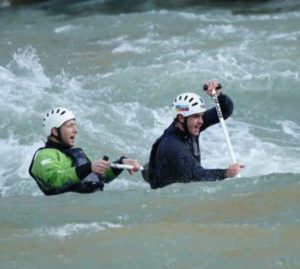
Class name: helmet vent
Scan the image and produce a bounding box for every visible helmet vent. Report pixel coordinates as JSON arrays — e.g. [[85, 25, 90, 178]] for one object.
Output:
[[184, 95, 188, 100], [60, 111, 66, 115], [189, 97, 194, 102], [179, 95, 182, 100], [192, 102, 198, 107]]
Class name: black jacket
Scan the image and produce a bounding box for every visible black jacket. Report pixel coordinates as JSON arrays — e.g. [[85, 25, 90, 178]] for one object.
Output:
[[148, 93, 234, 189]]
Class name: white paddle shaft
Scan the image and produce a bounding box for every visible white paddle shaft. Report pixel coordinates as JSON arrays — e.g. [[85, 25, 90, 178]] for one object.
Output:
[[211, 89, 240, 177], [109, 163, 144, 171]]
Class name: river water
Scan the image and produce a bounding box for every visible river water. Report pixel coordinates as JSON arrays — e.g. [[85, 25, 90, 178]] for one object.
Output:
[[0, 0, 300, 268]]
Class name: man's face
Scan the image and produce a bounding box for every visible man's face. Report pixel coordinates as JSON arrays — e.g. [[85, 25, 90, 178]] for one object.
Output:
[[59, 119, 78, 147], [186, 113, 204, 136]]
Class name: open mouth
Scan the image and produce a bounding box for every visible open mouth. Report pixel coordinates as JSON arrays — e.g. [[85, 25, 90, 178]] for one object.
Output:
[[193, 125, 201, 134]]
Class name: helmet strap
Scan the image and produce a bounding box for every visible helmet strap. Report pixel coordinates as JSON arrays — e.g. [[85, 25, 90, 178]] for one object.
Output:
[[176, 116, 189, 134], [56, 127, 63, 142], [183, 117, 189, 134], [50, 127, 65, 145]]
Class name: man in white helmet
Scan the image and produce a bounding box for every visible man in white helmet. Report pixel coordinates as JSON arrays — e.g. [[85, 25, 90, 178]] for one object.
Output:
[[146, 80, 243, 189], [29, 107, 141, 195]]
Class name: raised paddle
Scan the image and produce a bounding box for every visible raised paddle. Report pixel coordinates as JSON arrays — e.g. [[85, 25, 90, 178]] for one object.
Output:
[[203, 83, 241, 177]]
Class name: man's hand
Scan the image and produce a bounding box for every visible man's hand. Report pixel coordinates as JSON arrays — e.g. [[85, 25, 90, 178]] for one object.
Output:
[[226, 163, 245, 178], [122, 158, 142, 175], [91, 159, 109, 176], [203, 80, 222, 96]]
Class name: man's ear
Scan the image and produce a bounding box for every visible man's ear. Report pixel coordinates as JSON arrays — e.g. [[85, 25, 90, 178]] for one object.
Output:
[[51, 127, 58, 137], [177, 115, 185, 124]]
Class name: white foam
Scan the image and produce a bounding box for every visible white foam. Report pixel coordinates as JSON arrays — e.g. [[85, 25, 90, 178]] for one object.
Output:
[[8, 46, 51, 89], [112, 42, 147, 54], [269, 31, 299, 41], [0, 137, 43, 197], [32, 222, 122, 239], [97, 35, 127, 46], [0, 48, 53, 122], [279, 120, 300, 139], [105, 178, 149, 191], [201, 119, 300, 178], [200, 185, 222, 195], [54, 24, 79, 34], [0, 66, 16, 83], [178, 11, 204, 20]]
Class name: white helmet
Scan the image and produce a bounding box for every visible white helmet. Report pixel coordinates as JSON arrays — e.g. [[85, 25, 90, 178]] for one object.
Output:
[[172, 92, 206, 118], [43, 107, 75, 137]]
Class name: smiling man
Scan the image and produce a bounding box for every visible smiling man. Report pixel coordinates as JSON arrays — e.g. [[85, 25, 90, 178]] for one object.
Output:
[[29, 107, 141, 195], [146, 80, 243, 189]]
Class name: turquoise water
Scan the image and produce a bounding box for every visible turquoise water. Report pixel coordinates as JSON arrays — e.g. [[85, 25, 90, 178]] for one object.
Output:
[[0, 1, 300, 268]]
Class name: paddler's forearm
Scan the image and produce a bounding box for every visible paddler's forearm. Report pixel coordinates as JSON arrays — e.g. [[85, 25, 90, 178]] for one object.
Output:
[[218, 93, 234, 119], [75, 163, 92, 180]]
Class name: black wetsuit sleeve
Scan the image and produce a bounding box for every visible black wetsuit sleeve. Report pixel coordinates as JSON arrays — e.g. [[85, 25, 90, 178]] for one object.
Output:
[[75, 156, 125, 182], [107, 156, 127, 177], [201, 93, 234, 131], [75, 163, 92, 180]]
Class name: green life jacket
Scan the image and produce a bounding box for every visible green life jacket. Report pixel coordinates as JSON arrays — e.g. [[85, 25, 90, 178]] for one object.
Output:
[[29, 146, 104, 195]]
